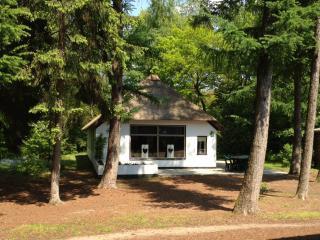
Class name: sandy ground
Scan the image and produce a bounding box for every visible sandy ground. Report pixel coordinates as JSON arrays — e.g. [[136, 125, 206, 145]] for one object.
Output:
[[0, 170, 320, 239], [68, 222, 320, 240]]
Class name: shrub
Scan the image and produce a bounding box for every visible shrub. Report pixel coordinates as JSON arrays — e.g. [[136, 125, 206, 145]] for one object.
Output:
[[61, 139, 77, 155], [260, 182, 269, 194], [268, 143, 292, 167], [15, 158, 47, 176], [18, 121, 53, 176]]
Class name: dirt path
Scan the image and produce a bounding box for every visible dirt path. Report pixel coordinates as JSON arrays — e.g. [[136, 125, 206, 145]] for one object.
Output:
[[67, 222, 320, 240]]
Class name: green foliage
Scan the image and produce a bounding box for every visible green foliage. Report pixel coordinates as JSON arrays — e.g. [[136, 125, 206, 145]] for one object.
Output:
[[0, 0, 31, 84], [29, 0, 94, 173], [260, 182, 269, 195], [154, 22, 224, 110], [26, 121, 48, 160], [64, 122, 87, 153], [201, 0, 318, 157], [15, 158, 47, 176], [146, 0, 176, 28], [95, 134, 106, 163], [1, 0, 320, 174], [214, 80, 255, 155], [16, 118, 85, 175], [18, 121, 52, 176], [268, 143, 292, 167]]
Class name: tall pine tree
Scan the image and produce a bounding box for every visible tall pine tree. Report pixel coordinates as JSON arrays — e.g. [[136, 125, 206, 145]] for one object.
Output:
[[296, 16, 320, 199]]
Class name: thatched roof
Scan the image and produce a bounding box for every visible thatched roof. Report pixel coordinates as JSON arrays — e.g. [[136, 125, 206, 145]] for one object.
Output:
[[82, 75, 222, 130]]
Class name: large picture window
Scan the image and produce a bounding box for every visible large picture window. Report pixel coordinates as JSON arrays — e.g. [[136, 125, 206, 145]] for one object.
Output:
[[130, 125, 185, 159]]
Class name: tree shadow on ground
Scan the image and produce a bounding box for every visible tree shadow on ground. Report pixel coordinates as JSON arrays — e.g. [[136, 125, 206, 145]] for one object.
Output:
[[0, 170, 99, 206], [125, 178, 233, 211], [262, 174, 299, 182], [162, 173, 298, 195], [169, 175, 243, 192], [271, 234, 320, 240]]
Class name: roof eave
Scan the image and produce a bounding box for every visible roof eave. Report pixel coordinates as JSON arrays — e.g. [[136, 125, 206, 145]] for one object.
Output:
[[81, 114, 102, 131], [208, 120, 223, 131]]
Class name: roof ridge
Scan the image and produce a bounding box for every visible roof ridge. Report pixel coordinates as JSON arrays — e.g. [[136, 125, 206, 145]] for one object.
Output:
[[82, 75, 222, 130]]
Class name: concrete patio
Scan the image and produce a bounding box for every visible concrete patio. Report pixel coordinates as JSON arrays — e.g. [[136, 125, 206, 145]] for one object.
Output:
[[158, 160, 287, 176]]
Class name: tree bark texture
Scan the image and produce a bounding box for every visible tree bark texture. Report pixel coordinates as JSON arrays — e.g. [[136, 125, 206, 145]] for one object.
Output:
[[98, 60, 122, 189], [98, 113, 121, 189], [49, 109, 63, 204], [49, 12, 66, 204], [289, 69, 302, 175], [233, 2, 273, 214], [98, 0, 123, 189], [313, 131, 320, 170], [233, 53, 273, 215], [296, 17, 320, 200]]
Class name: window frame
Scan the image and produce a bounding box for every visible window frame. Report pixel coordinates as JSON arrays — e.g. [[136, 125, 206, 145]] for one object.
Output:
[[197, 136, 207, 155], [130, 124, 186, 160]]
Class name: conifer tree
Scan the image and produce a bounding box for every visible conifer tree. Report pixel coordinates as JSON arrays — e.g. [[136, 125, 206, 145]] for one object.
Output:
[[0, 0, 31, 84], [204, 0, 313, 214], [296, 17, 320, 199], [98, 0, 125, 189], [31, 0, 89, 204]]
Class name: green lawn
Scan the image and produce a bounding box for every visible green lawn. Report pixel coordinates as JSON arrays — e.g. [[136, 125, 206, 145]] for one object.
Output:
[[264, 162, 289, 172]]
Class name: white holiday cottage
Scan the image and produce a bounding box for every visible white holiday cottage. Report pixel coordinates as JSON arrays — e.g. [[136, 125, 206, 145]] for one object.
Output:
[[82, 75, 222, 175]]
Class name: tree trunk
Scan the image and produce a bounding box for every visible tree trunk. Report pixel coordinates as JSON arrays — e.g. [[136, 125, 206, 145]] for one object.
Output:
[[313, 131, 320, 170], [49, 109, 63, 204], [49, 11, 66, 204], [194, 76, 207, 112], [289, 69, 302, 175], [233, 53, 273, 215], [315, 128, 320, 185], [233, 2, 273, 214], [98, 115, 121, 189], [296, 17, 320, 200], [98, 59, 122, 189], [98, 0, 123, 189]]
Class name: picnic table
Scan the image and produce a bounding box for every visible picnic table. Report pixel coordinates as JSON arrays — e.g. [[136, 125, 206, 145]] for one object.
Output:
[[224, 155, 249, 172]]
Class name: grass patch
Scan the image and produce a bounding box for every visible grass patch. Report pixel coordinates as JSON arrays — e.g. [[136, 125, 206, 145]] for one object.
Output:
[[264, 162, 289, 172], [9, 213, 189, 240], [61, 153, 77, 170], [61, 152, 88, 171], [267, 211, 320, 220], [10, 223, 71, 240], [9, 222, 102, 240], [109, 213, 189, 230]]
